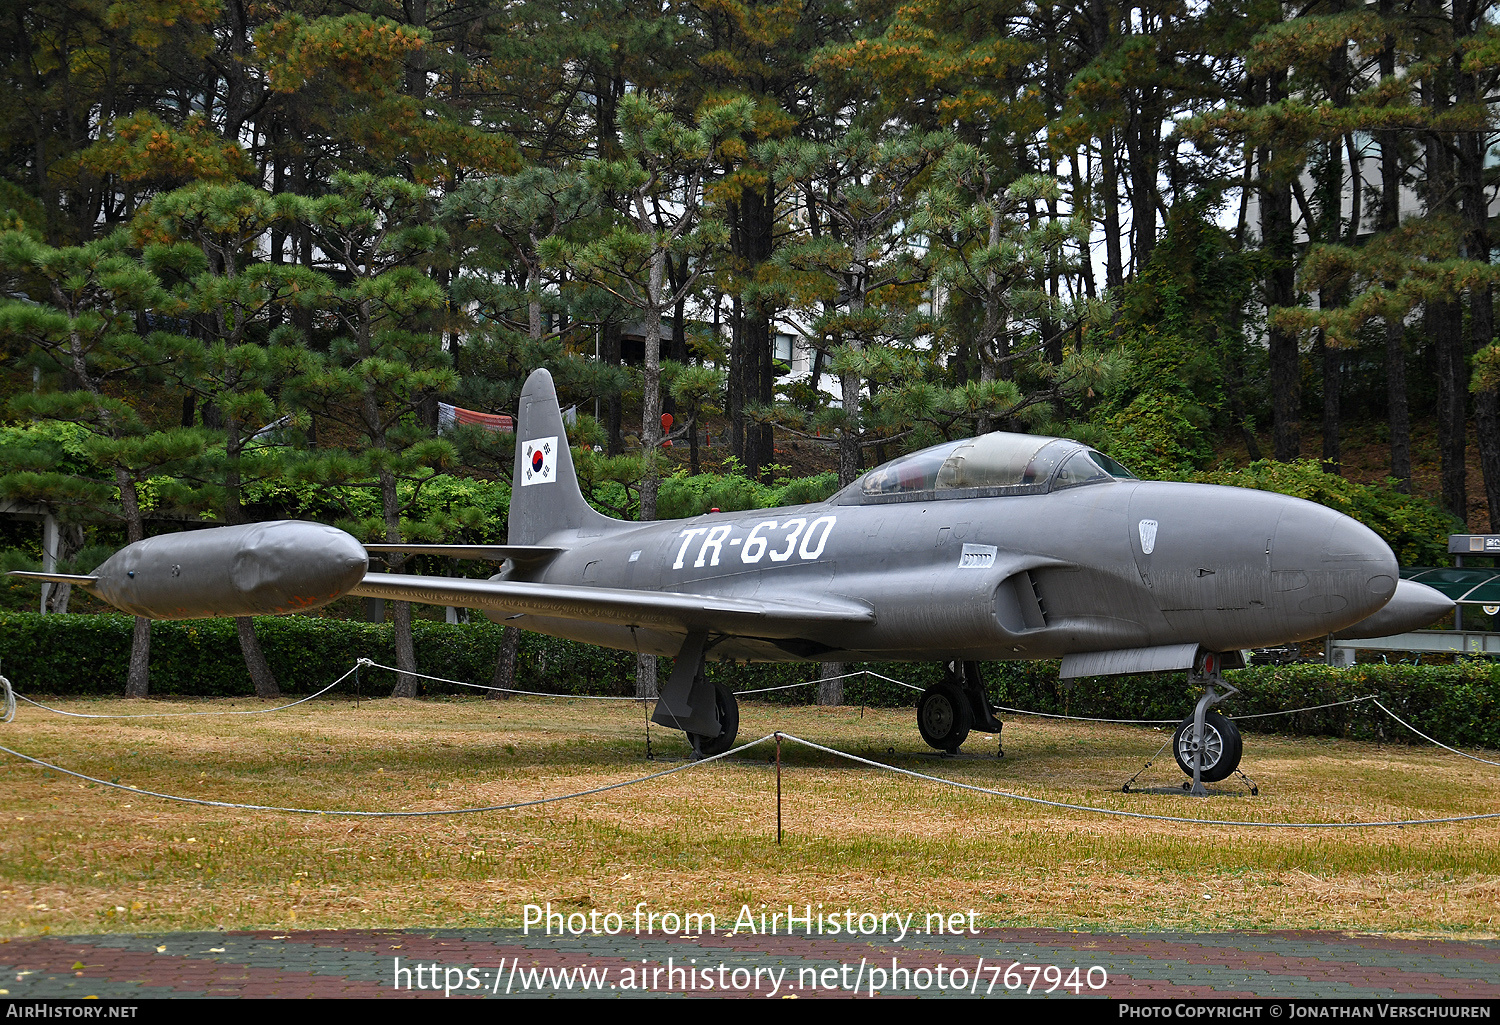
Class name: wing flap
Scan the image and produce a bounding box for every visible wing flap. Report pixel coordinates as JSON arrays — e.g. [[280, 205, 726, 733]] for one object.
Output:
[[348, 573, 873, 638]]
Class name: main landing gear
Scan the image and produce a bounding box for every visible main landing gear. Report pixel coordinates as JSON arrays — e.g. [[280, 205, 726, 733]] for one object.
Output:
[[651, 631, 740, 759], [689, 678, 739, 758], [917, 660, 1004, 755]]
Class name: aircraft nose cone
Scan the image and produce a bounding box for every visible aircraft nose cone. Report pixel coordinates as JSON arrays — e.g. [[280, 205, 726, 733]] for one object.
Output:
[[1273, 504, 1397, 628], [1321, 514, 1399, 602]]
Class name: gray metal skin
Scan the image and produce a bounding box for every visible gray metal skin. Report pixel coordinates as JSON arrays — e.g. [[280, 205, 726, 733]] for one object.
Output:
[[424, 369, 1404, 667], [11, 521, 368, 619], [1334, 578, 1456, 640]]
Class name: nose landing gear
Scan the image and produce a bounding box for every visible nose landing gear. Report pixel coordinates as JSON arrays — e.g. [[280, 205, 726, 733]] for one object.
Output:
[[1172, 709, 1242, 784], [1180, 651, 1243, 794]]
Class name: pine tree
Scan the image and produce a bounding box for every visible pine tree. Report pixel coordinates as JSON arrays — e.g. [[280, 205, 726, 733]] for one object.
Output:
[[139, 181, 331, 698], [0, 228, 205, 696], [281, 173, 461, 698]]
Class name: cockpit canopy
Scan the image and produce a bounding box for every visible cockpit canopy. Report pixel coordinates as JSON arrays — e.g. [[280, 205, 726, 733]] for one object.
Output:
[[840, 433, 1136, 504]]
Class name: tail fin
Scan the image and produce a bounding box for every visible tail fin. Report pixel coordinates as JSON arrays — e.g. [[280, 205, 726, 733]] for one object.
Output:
[[509, 368, 621, 545]]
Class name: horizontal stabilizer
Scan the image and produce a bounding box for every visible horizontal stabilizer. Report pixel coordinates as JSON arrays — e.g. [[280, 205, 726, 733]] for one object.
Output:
[[7, 571, 98, 587], [363, 544, 564, 567], [348, 573, 873, 638]]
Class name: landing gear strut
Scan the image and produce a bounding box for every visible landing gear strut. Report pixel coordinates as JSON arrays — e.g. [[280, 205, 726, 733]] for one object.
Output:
[[1179, 651, 1243, 794], [916, 660, 1003, 755], [652, 631, 740, 759]]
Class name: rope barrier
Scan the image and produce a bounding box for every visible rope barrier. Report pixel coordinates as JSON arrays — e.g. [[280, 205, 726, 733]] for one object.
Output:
[[773, 732, 1500, 829], [735, 669, 922, 696], [3, 727, 1496, 828], [357, 660, 643, 700], [0, 733, 776, 818], [1372, 700, 1500, 767], [1232, 695, 1380, 720], [994, 705, 1178, 725], [734, 680, 818, 695], [12, 665, 361, 719], [5, 659, 1498, 828], [993, 694, 1382, 726]]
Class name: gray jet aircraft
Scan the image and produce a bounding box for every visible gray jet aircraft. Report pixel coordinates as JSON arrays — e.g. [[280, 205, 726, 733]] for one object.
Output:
[[16, 368, 1454, 785]]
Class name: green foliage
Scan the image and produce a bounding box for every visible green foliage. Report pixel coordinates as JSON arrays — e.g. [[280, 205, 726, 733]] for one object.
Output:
[[0, 613, 630, 698], [0, 421, 102, 479], [655, 465, 840, 518], [1098, 391, 1217, 477], [1183, 459, 1462, 566], [10, 610, 1499, 750], [1092, 206, 1259, 476]]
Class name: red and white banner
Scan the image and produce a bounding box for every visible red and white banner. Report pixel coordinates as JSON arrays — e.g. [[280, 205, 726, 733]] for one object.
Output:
[[438, 402, 514, 434]]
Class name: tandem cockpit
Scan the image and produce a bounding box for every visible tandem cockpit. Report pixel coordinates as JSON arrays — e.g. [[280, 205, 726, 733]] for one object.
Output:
[[837, 433, 1138, 504]]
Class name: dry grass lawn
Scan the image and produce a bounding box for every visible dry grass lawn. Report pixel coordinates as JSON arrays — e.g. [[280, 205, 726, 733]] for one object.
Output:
[[1, 692, 1497, 939]]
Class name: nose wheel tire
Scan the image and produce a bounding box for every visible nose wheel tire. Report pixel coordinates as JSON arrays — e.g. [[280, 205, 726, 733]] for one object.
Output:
[[687, 681, 740, 758], [917, 681, 973, 753], [1172, 711, 1242, 783]]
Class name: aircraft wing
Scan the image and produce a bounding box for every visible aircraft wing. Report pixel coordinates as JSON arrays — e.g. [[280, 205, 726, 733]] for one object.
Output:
[[347, 573, 875, 638], [363, 544, 564, 567]]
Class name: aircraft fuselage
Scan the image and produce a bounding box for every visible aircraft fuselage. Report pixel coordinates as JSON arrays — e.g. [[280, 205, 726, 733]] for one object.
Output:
[[501, 478, 1399, 664]]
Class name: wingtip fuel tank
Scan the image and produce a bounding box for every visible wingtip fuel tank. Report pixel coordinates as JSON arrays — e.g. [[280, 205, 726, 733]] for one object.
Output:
[[11, 521, 369, 620]]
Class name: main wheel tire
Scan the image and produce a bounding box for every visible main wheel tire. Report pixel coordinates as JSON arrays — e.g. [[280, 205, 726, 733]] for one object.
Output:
[[917, 681, 973, 753], [1172, 711, 1243, 783], [688, 681, 740, 758]]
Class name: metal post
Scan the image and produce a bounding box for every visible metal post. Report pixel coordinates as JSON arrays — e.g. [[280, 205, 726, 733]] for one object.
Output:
[[643, 698, 653, 761], [1455, 553, 1465, 632], [775, 732, 782, 845]]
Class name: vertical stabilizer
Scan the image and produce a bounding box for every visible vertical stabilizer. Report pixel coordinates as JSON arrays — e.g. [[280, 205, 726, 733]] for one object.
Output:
[[509, 368, 620, 545]]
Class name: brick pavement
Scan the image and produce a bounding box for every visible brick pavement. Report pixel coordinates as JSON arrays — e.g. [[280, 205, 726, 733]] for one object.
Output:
[[1, 928, 1496, 999]]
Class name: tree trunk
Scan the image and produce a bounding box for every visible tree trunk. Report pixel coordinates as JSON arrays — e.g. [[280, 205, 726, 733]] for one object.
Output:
[[1431, 298, 1468, 521], [977, 199, 1005, 434], [1319, 330, 1341, 474], [1101, 128, 1124, 291], [1456, 18, 1500, 528], [1385, 319, 1411, 492], [742, 183, 777, 480], [817, 662, 844, 706], [1424, 33, 1467, 522], [1377, 13, 1410, 493], [391, 598, 419, 698], [379, 466, 419, 697], [838, 359, 863, 486], [236, 617, 280, 699], [124, 616, 151, 699], [116, 469, 152, 697], [635, 250, 667, 697], [1254, 67, 1300, 463], [635, 652, 658, 699], [488, 625, 521, 699], [604, 322, 624, 456]]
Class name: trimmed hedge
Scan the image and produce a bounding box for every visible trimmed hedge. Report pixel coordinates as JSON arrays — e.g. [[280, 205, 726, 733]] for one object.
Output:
[[0, 613, 632, 698], [3, 612, 1497, 749]]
